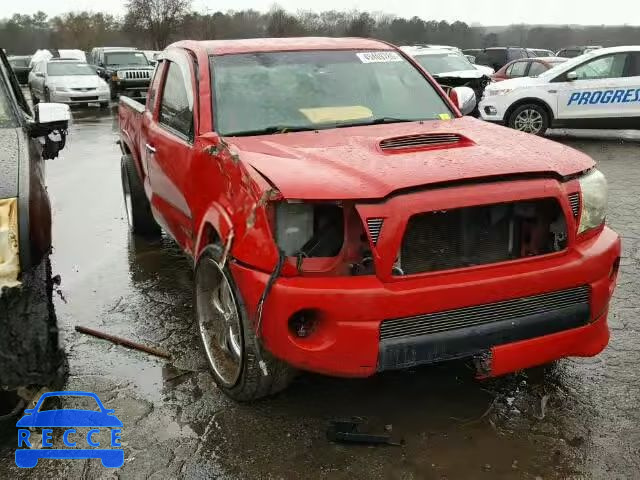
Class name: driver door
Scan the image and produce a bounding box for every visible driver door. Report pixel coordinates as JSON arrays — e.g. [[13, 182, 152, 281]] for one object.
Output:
[[555, 51, 639, 126]]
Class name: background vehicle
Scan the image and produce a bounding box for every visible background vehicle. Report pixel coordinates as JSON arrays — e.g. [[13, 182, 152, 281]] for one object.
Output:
[[480, 46, 640, 134], [119, 38, 618, 402], [401, 46, 490, 114], [30, 49, 86, 68], [475, 47, 529, 70], [492, 57, 568, 81], [28, 59, 110, 108], [8, 56, 32, 84], [556, 46, 603, 58], [91, 48, 153, 100], [526, 48, 555, 57], [0, 49, 69, 395]]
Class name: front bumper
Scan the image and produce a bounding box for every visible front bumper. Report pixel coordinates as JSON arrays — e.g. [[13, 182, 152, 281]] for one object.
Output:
[[479, 95, 511, 122], [111, 80, 149, 99], [231, 226, 620, 378], [50, 91, 109, 104]]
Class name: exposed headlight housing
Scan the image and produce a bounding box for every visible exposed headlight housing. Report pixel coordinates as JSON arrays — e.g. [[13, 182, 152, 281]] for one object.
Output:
[[275, 203, 314, 256], [0, 198, 21, 288], [578, 169, 608, 234]]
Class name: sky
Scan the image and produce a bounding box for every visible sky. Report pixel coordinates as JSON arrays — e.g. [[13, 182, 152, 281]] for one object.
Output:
[[5, 0, 639, 26]]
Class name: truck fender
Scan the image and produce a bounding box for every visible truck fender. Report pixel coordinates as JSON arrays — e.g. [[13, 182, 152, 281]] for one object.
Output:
[[194, 203, 234, 263]]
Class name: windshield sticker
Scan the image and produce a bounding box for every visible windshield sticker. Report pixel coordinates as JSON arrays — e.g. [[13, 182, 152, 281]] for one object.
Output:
[[299, 106, 373, 124], [438, 113, 452, 120], [356, 52, 402, 64]]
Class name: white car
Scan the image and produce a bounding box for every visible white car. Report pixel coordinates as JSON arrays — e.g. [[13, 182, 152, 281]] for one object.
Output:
[[479, 46, 640, 135], [28, 59, 110, 108]]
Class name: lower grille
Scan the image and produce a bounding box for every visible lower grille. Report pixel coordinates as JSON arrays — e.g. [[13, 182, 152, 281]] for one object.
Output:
[[399, 199, 567, 275], [72, 96, 99, 101], [380, 286, 590, 340]]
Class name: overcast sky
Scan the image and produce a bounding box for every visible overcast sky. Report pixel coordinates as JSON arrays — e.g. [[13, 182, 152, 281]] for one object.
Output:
[[6, 0, 639, 26]]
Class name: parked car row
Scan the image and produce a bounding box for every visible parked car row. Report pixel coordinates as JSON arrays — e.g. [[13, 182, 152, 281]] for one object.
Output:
[[465, 46, 602, 71]]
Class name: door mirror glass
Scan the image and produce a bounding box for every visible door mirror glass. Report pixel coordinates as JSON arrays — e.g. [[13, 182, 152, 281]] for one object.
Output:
[[449, 86, 476, 115], [36, 72, 44, 78], [35, 103, 70, 126], [30, 103, 70, 159], [566, 71, 578, 81]]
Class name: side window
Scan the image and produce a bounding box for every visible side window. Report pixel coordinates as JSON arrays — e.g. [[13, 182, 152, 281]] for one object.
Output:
[[571, 53, 628, 80], [147, 59, 164, 109], [625, 53, 640, 77], [159, 61, 194, 140], [507, 61, 528, 78], [528, 61, 548, 76]]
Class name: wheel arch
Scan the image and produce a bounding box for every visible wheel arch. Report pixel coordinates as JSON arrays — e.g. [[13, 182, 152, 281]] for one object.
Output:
[[505, 97, 555, 124], [194, 204, 233, 264]]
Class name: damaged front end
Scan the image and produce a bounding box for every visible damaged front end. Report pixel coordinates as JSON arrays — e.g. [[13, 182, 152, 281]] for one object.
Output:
[[435, 74, 491, 116]]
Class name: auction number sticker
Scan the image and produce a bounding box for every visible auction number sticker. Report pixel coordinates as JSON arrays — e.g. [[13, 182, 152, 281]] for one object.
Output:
[[356, 51, 402, 63]]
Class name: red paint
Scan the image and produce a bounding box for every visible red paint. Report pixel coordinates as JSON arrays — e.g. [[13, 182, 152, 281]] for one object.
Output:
[[491, 58, 559, 81], [119, 38, 620, 380]]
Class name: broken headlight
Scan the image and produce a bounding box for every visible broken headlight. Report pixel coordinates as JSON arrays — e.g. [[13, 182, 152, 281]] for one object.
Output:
[[274, 202, 344, 258], [0, 198, 21, 288], [578, 169, 608, 234]]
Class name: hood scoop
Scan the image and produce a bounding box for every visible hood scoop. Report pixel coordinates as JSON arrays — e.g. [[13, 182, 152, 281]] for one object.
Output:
[[379, 133, 472, 153]]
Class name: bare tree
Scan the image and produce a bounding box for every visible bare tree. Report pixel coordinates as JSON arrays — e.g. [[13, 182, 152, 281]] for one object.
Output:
[[125, 0, 192, 49]]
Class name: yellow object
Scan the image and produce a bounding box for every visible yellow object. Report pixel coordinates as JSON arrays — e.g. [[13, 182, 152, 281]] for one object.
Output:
[[0, 198, 20, 289], [299, 106, 373, 124], [438, 113, 452, 120]]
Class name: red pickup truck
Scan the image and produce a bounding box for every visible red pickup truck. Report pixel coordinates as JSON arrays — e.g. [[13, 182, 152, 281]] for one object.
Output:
[[118, 37, 620, 401]]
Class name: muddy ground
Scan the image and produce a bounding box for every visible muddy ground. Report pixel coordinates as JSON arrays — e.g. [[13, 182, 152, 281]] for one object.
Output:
[[0, 108, 638, 479]]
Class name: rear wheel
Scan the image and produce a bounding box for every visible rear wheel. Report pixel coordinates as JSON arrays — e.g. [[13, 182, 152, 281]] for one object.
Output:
[[30, 88, 39, 105], [195, 244, 295, 401], [508, 103, 549, 136], [44, 87, 51, 103], [120, 154, 160, 237]]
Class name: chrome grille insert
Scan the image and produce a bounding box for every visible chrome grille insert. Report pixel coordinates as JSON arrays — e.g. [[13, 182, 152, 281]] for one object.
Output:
[[568, 192, 580, 218], [380, 286, 590, 340], [367, 218, 384, 245], [123, 70, 151, 80]]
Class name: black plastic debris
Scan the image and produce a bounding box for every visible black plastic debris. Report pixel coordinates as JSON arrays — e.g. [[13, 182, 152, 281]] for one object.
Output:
[[326, 418, 402, 446]]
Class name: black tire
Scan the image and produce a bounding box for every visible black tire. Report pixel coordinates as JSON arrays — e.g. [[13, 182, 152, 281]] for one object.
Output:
[[100, 101, 109, 109], [195, 244, 296, 401], [0, 256, 65, 390], [121, 154, 161, 237], [110, 83, 117, 101], [507, 103, 549, 136], [44, 87, 51, 103]]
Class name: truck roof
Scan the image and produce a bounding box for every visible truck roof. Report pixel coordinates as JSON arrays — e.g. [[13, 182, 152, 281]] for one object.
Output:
[[171, 37, 393, 56]]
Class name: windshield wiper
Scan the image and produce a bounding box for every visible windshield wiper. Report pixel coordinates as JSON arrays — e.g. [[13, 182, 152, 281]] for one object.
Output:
[[226, 125, 320, 137], [334, 117, 423, 128]]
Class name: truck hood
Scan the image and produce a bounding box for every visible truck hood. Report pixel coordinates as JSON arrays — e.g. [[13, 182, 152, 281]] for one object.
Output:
[[225, 116, 594, 200], [433, 69, 486, 80]]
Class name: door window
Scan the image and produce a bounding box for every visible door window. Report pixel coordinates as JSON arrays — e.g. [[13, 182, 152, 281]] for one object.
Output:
[[570, 53, 628, 80], [159, 61, 194, 140], [528, 61, 548, 76], [506, 61, 528, 78]]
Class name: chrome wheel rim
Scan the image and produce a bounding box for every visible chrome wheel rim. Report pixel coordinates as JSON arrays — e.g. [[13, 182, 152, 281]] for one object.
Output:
[[196, 257, 243, 387], [514, 108, 543, 134]]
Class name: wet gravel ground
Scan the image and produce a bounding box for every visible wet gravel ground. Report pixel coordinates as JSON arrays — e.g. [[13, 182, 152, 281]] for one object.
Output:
[[0, 108, 638, 479]]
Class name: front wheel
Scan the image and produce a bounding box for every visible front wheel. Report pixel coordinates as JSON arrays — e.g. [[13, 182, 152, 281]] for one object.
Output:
[[195, 244, 295, 401], [508, 103, 549, 136]]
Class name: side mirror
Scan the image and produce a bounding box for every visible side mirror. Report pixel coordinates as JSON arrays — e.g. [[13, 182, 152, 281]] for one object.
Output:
[[30, 103, 71, 159], [449, 86, 477, 116], [566, 71, 578, 81], [36, 72, 44, 78]]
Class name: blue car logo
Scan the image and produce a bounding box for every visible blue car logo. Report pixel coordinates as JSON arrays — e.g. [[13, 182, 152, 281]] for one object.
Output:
[[15, 391, 124, 468]]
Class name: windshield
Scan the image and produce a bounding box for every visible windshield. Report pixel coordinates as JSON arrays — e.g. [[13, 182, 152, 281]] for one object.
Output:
[[0, 72, 16, 128], [104, 51, 149, 66], [212, 50, 452, 137], [539, 51, 597, 80], [414, 52, 474, 74], [47, 63, 96, 76]]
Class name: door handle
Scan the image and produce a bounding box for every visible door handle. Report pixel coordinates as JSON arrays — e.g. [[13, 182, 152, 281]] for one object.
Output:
[[145, 143, 156, 154]]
